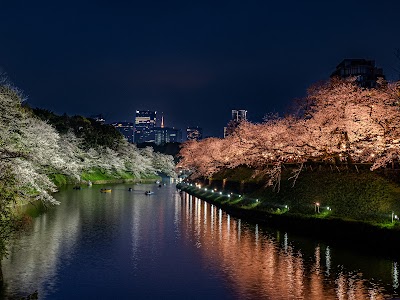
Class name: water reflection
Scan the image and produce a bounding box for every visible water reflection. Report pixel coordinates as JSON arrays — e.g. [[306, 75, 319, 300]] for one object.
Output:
[[180, 192, 398, 300], [2, 186, 400, 299], [2, 190, 82, 298]]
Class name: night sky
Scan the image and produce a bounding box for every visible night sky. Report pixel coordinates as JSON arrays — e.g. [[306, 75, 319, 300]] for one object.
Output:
[[1, 0, 399, 138]]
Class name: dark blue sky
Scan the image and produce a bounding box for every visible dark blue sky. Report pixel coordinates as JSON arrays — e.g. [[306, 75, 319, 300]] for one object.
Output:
[[1, 0, 399, 137]]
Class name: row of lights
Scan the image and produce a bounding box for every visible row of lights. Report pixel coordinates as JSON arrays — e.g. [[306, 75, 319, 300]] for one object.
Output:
[[186, 182, 293, 211], [185, 183, 399, 224], [314, 202, 332, 213]]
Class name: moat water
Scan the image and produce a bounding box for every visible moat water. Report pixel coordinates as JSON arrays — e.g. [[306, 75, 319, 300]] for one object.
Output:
[[1, 183, 399, 299]]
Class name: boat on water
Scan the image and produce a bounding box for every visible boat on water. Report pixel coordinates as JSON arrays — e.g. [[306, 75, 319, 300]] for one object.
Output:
[[145, 191, 154, 195], [100, 188, 112, 193]]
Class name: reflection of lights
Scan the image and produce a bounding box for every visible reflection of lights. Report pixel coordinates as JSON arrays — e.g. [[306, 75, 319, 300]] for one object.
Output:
[[179, 191, 391, 300], [325, 246, 331, 276], [255, 224, 259, 244], [227, 215, 231, 236], [284, 232, 288, 251], [393, 262, 399, 289], [336, 272, 346, 299], [314, 245, 321, 275], [204, 202, 207, 226], [219, 209, 222, 234], [238, 219, 241, 240]]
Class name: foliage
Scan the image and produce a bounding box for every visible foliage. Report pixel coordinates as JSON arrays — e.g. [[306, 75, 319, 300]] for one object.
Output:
[[32, 108, 124, 150], [0, 76, 177, 261], [203, 166, 400, 222], [178, 78, 400, 190]]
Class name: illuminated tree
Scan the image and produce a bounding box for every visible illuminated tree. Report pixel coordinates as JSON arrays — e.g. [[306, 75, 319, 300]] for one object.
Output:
[[178, 77, 400, 189]]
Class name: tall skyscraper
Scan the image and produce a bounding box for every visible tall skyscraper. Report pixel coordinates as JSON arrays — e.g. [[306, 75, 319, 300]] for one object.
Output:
[[134, 110, 157, 143], [224, 109, 248, 137], [154, 127, 182, 145], [232, 109, 247, 122], [331, 59, 384, 88], [112, 122, 134, 143], [186, 126, 203, 141], [153, 115, 182, 145]]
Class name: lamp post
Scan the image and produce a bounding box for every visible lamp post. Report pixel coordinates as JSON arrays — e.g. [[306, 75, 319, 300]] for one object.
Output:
[[315, 202, 320, 213], [392, 211, 398, 223]]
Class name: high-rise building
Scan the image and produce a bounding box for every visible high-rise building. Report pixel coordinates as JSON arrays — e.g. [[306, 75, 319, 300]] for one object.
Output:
[[134, 110, 157, 143], [112, 122, 134, 143], [154, 127, 182, 145], [331, 59, 385, 88], [153, 115, 182, 145], [186, 126, 203, 141], [224, 109, 248, 137], [232, 109, 247, 122]]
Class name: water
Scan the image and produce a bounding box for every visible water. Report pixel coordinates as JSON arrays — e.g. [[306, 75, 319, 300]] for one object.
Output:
[[1, 183, 399, 299]]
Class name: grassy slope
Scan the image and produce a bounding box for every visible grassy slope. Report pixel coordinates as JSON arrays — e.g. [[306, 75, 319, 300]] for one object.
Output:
[[178, 168, 400, 252], [197, 166, 400, 225], [49, 168, 161, 187]]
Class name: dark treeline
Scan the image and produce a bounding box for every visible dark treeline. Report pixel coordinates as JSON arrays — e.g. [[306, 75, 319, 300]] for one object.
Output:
[[32, 108, 124, 150]]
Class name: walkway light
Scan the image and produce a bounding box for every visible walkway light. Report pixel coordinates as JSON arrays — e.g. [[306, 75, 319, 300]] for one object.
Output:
[[392, 211, 398, 223], [315, 202, 320, 213], [219, 192, 222, 195]]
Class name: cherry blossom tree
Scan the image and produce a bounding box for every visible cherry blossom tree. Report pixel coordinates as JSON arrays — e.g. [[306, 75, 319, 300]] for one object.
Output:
[[178, 77, 400, 190]]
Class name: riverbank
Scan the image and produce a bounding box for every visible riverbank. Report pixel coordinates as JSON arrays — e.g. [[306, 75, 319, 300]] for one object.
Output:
[[49, 168, 161, 187], [177, 167, 400, 255], [13, 170, 161, 218]]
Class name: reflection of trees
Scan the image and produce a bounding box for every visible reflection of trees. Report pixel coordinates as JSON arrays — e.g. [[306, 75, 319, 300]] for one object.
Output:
[[2, 193, 81, 298], [180, 193, 390, 299]]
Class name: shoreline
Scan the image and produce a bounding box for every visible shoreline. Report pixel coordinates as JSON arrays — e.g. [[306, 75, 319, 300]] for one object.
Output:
[[177, 183, 400, 257], [79, 178, 160, 185]]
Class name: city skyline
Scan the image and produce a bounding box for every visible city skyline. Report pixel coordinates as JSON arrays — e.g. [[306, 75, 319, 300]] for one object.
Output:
[[1, 1, 399, 138]]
